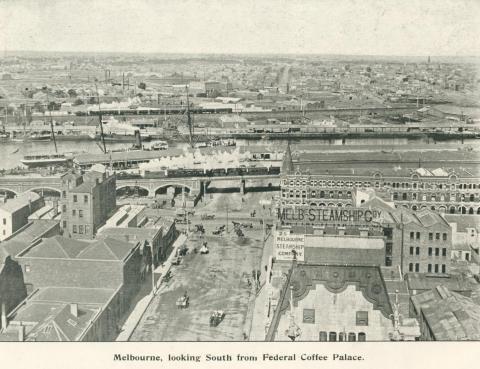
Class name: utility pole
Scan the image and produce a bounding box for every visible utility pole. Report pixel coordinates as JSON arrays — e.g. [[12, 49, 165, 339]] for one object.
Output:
[[151, 243, 156, 295]]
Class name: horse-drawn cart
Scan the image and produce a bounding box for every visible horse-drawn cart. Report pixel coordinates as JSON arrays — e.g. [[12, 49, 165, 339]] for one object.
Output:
[[209, 310, 225, 327]]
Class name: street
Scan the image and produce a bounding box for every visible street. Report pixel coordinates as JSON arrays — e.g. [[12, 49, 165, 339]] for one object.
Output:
[[130, 192, 272, 341]]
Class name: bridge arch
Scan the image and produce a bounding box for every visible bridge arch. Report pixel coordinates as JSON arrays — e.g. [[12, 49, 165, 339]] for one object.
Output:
[[116, 185, 150, 197], [29, 187, 62, 200], [0, 188, 18, 199], [154, 183, 192, 196]]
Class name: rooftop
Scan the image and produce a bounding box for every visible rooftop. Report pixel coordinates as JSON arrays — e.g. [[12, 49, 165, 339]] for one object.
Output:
[[0, 220, 60, 257], [406, 273, 475, 293], [411, 285, 480, 340], [0, 192, 41, 213], [17, 235, 138, 261]]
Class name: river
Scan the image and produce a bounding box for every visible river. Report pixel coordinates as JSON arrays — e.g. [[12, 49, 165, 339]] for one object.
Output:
[[0, 137, 478, 170]]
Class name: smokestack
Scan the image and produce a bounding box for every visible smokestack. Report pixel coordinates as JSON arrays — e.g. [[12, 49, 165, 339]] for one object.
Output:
[[70, 303, 78, 318], [1, 302, 7, 331], [18, 324, 24, 342]]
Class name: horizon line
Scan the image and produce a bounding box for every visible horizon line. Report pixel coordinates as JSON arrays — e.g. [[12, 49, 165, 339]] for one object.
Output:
[[2, 49, 480, 59]]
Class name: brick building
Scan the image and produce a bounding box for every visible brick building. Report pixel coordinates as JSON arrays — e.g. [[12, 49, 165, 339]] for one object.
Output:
[[0, 235, 143, 341], [60, 164, 116, 239], [280, 146, 480, 215]]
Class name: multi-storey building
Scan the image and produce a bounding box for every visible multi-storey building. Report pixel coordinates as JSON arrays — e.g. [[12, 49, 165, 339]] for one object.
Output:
[[60, 164, 116, 239], [279, 146, 480, 215]]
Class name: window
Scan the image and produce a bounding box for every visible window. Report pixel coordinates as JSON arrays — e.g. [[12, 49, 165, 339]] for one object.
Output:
[[79, 210, 83, 218], [84, 195, 88, 203], [72, 209, 76, 216], [72, 225, 77, 234], [415, 263, 420, 272], [428, 247, 433, 256], [434, 264, 439, 273], [358, 332, 366, 342], [428, 264, 432, 273], [442, 248, 447, 257], [409, 263, 414, 272], [339, 332, 346, 342], [303, 309, 315, 324], [329, 332, 337, 342], [436, 233, 440, 240], [62, 221, 66, 228], [62, 190, 66, 198], [429, 233, 433, 241], [73, 195, 77, 203], [416, 232, 420, 240], [435, 248, 440, 256], [348, 333, 356, 342], [356, 311, 368, 326], [442, 233, 447, 241], [410, 232, 414, 240], [62, 205, 66, 212], [79, 225, 84, 234], [85, 225, 90, 234], [442, 265, 446, 273], [319, 331, 328, 342], [409, 247, 414, 255], [416, 247, 420, 256]]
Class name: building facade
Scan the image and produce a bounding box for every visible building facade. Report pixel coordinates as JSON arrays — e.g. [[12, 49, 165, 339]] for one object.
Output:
[[60, 165, 116, 239]]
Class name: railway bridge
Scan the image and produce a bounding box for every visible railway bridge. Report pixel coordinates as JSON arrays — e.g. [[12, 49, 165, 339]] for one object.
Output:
[[0, 173, 281, 198]]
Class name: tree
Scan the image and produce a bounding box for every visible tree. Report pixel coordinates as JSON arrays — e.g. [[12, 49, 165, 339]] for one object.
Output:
[[67, 89, 77, 98], [138, 82, 147, 90]]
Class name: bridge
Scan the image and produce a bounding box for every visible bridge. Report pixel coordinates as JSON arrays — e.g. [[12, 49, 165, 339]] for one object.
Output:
[[0, 173, 281, 198]]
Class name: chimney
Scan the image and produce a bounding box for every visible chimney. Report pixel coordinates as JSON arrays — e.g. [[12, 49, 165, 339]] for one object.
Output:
[[1, 302, 7, 331], [18, 324, 25, 342], [70, 303, 78, 318]]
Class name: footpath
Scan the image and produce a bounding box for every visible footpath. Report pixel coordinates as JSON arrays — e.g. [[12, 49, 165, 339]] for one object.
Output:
[[116, 233, 187, 341]]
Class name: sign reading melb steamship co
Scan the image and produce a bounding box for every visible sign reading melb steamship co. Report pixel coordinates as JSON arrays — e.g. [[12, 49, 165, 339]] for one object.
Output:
[[274, 207, 382, 261]]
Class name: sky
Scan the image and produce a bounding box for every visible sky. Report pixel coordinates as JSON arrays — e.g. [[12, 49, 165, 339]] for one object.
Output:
[[0, 0, 479, 56]]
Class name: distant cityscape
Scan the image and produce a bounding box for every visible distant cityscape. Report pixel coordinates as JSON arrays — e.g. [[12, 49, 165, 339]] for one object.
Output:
[[0, 50, 479, 342]]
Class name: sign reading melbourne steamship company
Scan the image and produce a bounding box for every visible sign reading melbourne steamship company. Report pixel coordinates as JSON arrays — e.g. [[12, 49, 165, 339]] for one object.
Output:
[[277, 207, 382, 224], [275, 230, 305, 261]]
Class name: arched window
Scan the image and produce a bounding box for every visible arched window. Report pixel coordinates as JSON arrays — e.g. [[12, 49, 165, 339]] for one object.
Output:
[[358, 332, 366, 342], [320, 191, 325, 198], [319, 331, 328, 341], [339, 332, 346, 342], [449, 206, 456, 214], [402, 193, 407, 200], [348, 333, 356, 342], [469, 208, 474, 214], [329, 332, 337, 342]]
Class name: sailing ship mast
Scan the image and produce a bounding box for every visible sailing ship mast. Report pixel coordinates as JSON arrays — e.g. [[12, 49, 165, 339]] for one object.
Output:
[[44, 89, 58, 153], [95, 83, 107, 154], [186, 86, 194, 149]]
